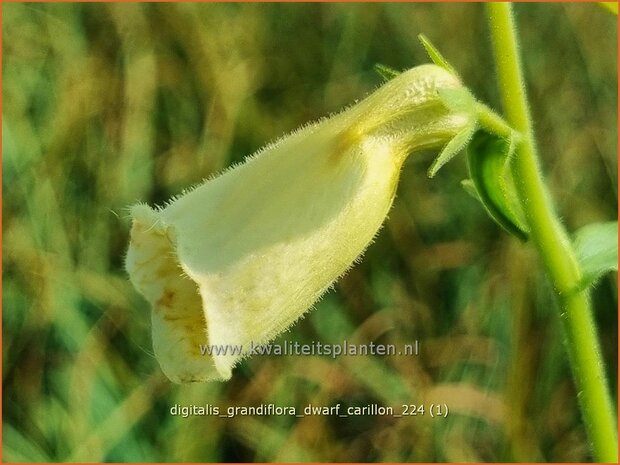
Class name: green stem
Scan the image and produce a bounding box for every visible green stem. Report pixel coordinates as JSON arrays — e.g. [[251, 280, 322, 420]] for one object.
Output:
[[486, 3, 617, 462], [475, 102, 515, 140]]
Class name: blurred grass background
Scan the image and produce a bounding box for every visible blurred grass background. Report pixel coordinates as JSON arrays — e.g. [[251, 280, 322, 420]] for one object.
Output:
[[2, 2, 617, 462]]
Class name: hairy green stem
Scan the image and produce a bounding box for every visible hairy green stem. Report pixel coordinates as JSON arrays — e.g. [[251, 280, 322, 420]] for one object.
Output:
[[475, 102, 516, 141], [486, 3, 617, 462]]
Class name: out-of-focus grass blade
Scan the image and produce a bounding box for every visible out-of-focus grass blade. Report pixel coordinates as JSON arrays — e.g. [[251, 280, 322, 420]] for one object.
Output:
[[3, 424, 52, 462], [599, 2, 618, 14]]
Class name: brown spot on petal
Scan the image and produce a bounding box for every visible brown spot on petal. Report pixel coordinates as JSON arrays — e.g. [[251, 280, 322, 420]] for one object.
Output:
[[329, 128, 360, 165], [156, 289, 175, 309]]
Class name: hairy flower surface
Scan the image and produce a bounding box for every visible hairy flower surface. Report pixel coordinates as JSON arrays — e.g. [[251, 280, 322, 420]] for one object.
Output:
[[126, 64, 472, 382]]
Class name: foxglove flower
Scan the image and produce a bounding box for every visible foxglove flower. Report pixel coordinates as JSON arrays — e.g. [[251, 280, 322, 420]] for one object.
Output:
[[126, 64, 475, 382]]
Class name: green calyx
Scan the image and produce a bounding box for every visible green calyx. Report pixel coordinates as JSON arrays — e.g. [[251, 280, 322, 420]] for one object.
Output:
[[466, 131, 529, 241], [416, 34, 528, 241]]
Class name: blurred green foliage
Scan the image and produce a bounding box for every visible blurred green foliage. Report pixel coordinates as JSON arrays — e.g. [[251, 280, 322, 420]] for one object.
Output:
[[3, 3, 617, 462]]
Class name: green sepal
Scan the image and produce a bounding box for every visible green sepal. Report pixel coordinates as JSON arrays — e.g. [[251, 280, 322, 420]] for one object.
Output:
[[461, 179, 481, 200], [573, 221, 618, 290], [418, 34, 460, 78], [428, 122, 477, 178], [426, 88, 478, 177], [438, 88, 477, 114], [374, 63, 401, 81], [466, 131, 529, 241]]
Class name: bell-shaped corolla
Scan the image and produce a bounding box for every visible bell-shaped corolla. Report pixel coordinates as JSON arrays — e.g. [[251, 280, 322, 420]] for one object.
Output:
[[126, 64, 473, 383]]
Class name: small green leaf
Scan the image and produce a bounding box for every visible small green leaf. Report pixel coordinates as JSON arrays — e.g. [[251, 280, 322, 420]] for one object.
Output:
[[418, 34, 460, 78], [467, 131, 529, 241], [573, 221, 618, 289], [374, 63, 401, 81]]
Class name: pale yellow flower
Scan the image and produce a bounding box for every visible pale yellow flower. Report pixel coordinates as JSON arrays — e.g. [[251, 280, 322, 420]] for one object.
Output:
[[126, 64, 473, 382]]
